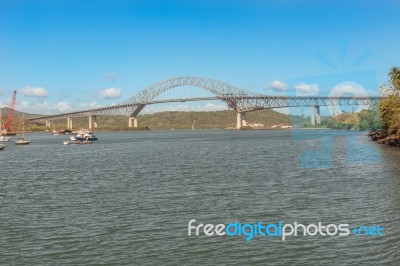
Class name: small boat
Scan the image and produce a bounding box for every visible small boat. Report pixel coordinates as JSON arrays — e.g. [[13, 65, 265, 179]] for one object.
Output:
[[74, 129, 98, 141], [0, 144, 5, 150], [0, 136, 10, 142], [63, 140, 93, 145], [59, 129, 72, 135], [15, 137, 30, 145], [51, 129, 59, 136], [15, 115, 30, 145]]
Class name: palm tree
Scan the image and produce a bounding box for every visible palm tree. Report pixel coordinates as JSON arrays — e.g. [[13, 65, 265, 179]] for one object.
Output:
[[389, 66, 400, 90]]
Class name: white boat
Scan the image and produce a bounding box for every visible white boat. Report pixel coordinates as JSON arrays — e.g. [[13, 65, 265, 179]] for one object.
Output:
[[0, 144, 5, 150], [73, 129, 98, 141], [15, 115, 30, 145], [0, 136, 10, 142], [15, 138, 30, 145]]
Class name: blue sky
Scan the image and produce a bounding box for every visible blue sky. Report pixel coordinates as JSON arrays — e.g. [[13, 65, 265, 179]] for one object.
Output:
[[1, 0, 399, 115]]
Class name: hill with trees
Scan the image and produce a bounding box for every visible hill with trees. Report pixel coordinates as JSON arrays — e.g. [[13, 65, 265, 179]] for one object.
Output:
[[1, 108, 306, 132], [322, 106, 382, 131]]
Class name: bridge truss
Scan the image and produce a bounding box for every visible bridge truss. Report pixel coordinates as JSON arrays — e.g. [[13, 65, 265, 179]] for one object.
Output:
[[28, 76, 382, 123]]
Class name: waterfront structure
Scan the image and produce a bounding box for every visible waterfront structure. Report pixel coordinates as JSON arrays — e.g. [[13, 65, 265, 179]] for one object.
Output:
[[28, 76, 382, 130]]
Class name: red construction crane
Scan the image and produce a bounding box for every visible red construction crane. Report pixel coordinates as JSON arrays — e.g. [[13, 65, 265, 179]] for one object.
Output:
[[5, 91, 17, 132]]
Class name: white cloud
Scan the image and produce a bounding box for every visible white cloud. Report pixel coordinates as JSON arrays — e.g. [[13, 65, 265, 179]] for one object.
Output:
[[329, 82, 368, 97], [269, 80, 287, 91], [16, 100, 73, 114], [295, 83, 319, 95], [21, 86, 49, 97], [15, 100, 108, 115], [98, 87, 121, 99]]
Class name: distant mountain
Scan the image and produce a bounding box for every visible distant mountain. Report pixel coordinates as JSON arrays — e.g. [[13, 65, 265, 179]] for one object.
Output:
[[0, 107, 41, 119]]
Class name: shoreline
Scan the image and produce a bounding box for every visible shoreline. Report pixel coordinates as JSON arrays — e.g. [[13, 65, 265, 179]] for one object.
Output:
[[22, 127, 340, 133], [368, 130, 400, 147]]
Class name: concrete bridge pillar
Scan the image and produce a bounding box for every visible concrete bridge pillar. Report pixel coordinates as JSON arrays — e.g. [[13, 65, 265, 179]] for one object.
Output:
[[89, 116, 97, 131], [46, 120, 51, 127], [236, 112, 246, 129], [129, 117, 138, 128], [315, 106, 321, 125], [67, 118, 73, 130], [311, 106, 321, 126], [311, 107, 315, 126]]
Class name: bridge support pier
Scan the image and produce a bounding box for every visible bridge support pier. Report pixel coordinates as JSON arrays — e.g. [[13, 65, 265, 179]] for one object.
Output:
[[311, 106, 321, 126], [89, 116, 97, 131], [236, 112, 246, 129], [316, 106, 321, 125], [67, 118, 73, 130], [129, 117, 138, 128], [45, 120, 51, 127]]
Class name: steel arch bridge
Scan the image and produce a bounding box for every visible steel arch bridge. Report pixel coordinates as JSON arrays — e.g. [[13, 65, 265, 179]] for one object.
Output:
[[28, 76, 383, 129]]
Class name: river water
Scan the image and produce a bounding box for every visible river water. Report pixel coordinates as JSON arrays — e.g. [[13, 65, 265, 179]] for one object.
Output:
[[0, 129, 399, 265]]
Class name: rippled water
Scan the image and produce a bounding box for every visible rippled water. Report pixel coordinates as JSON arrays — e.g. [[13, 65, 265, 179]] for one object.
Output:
[[0, 129, 399, 265]]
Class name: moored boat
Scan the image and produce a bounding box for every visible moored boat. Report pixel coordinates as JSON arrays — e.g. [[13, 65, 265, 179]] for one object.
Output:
[[15, 137, 30, 145], [0, 144, 5, 150], [0, 136, 10, 142], [59, 129, 72, 135], [15, 115, 30, 145], [63, 140, 93, 145], [74, 129, 98, 141]]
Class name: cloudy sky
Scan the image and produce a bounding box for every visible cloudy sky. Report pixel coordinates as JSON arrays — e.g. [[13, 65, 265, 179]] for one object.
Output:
[[0, 0, 399, 115]]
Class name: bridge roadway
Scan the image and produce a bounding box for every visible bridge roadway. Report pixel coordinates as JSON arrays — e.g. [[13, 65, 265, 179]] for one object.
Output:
[[27, 76, 382, 130]]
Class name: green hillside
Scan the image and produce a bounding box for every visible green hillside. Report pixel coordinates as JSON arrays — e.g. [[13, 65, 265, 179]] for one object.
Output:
[[321, 107, 382, 131], [1, 108, 306, 131]]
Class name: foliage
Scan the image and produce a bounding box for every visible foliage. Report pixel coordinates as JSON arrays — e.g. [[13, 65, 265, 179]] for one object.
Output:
[[320, 64, 400, 132], [378, 66, 400, 134], [358, 103, 382, 131], [389, 66, 400, 90], [321, 104, 382, 131], [380, 95, 400, 134]]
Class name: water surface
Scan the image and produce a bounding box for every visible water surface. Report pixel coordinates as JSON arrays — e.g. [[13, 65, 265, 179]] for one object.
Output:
[[0, 130, 399, 265]]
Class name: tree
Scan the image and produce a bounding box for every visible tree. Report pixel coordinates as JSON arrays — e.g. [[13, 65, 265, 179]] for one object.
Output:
[[379, 66, 400, 134], [389, 66, 400, 90], [358, 103, 382, 131]]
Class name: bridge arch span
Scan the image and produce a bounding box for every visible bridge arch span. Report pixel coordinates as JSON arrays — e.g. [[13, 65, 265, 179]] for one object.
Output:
[[121, 76, 251, 116]]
